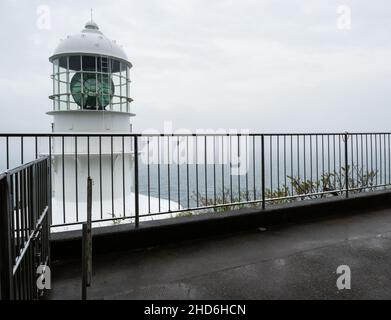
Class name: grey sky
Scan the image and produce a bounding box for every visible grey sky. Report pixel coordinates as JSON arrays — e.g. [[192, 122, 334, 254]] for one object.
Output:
[[0, 0, 390, 133]]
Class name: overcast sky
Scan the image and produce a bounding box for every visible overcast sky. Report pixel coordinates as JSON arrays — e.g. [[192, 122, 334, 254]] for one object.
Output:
[[0, 0, 390, 133]]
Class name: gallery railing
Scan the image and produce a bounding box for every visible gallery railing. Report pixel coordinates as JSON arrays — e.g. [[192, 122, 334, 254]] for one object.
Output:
[[0, 133, 390, 230], [0, 157, 50, 300]]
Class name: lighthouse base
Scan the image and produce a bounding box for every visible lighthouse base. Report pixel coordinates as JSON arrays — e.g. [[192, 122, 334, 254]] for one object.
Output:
[[51, 194, 182, 232]]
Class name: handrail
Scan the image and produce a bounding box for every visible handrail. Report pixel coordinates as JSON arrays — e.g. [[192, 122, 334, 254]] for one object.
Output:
[[1, 132, 391, 137], [1, 133, 390, 230], [0, 156, 51, 300]]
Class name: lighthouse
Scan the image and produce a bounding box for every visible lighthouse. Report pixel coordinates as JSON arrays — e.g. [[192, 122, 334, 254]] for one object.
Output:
[[48, 18, 136, 229], [48, 18, 179, 230]]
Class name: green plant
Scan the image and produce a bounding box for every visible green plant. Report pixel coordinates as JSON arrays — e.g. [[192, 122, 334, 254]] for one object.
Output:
[[193, 189, 259, 213], [176, 210, 194, 218], [264, 185, 291, 204], [110, 212, 122, 225], [192, 165, 379, 214]]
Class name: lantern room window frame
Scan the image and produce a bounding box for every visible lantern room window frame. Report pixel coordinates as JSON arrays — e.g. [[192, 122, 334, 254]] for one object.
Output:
[[50, 54, 132, 113]]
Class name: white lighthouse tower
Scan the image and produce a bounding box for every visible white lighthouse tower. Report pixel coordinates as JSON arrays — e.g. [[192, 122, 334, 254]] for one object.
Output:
[[48, 18, 137, 229], [48, 18, 179, 230], [48, 19, 179, 230]]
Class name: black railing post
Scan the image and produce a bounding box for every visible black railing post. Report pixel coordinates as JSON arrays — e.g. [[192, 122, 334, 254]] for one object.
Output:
[[81, 223, 87, 300], [48, 136, 52, 227], [0, 175, 14, 300], [261, 134, 266, 209], [134, 136, 140, 227], [6, 136, 9, 169], [345, 132, 349, 198], [86, 177, 92, 286], [82, 176, 93, 300], [32, 160, 38, 226], [46, 157, 52, 266]]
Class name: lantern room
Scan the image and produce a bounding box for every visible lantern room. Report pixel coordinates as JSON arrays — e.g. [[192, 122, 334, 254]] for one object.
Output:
[[49, 20, 133, 113]]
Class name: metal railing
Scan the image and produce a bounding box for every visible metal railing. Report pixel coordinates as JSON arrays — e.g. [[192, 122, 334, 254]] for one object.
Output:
[[0, 157, 51, 300], [0, 133, 390, 230]]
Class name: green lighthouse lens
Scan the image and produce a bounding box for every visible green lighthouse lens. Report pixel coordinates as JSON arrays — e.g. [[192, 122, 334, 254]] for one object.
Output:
[[70, 72, 115, 110]]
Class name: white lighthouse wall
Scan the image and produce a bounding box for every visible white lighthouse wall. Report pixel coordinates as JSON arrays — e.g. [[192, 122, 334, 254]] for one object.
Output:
[[50, 151, 178, 232], [48, 111, 181, 231], [49, 110, 132, 132], [52, 153, 132, 224]]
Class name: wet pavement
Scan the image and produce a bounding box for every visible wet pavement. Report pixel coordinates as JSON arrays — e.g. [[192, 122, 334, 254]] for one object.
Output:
[[47, 207, 391, 299]]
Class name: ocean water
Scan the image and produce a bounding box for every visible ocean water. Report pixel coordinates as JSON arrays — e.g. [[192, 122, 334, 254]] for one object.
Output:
[[137, 163, 265, 210]]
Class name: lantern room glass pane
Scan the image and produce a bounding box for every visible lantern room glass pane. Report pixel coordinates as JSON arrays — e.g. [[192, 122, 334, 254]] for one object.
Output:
[[82, 55, 96, 72], [111, 59, 120, 73], [69, 55, 81, 71], [59, 56, 68, 70]]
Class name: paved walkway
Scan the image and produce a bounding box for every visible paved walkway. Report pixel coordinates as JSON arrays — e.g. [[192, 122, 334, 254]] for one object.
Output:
[[47, 207, 391, 299]]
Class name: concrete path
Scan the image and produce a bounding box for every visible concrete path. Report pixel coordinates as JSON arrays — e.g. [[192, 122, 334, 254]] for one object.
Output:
[[47, 207, 391, 299]]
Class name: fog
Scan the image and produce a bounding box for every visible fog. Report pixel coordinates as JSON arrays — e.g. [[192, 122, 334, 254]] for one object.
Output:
[[0, 0, 390, 133]]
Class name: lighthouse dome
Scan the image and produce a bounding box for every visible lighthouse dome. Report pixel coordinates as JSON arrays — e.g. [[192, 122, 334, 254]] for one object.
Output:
[[49, 20, 131, 67]]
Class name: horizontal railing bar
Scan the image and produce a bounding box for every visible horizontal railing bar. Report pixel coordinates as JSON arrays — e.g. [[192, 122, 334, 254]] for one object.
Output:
[[50, 215, 134, 228], [348, 184, 390, 192], [13, 206, 49, 275], [2, 156, 49, 175], [50, 185, 390, 229], [1, 132, 391, 138]]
